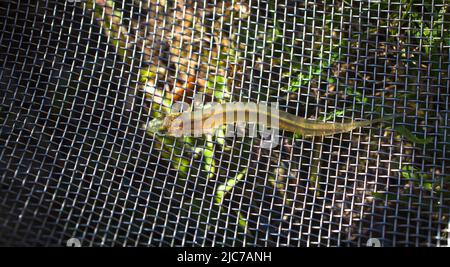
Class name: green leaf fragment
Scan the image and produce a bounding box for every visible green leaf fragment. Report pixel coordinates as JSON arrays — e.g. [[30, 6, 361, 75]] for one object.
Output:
[[207, 75, 230, 101], [288, 72, 311, 92], [320, 110, 345, 122], [215, 125, 231, 150], [401, 165, 434, 191], [206, 134, 214, 149], [140, 69, 156, 82], [167, 155, 190, 178], [237, 212, 248, 230], [202, 148, 216, 179], [183, 136, 195, 146], [215, 168, 248, 230], [215, 168, 248, 204], [401, 165, 421, 180]]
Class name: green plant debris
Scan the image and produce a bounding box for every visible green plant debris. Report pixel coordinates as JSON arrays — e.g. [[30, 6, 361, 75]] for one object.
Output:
[[236, 212, 248, 230], [215, 168, 247, 204], [89, 0, 130, 61], [193, 146, 216, 179], [266, 22, 282, 45], [286, 60, 333, 92], [215, 125, 232, 151], [140, 68, 156, 82], [215, 126, 226, 146], [171, 156, 191, 177], [202, 148, 216, 179], [183, 136, 195, 146], [401, 165, 434, 191], [207, 75, 231, 102], [287, 72, 311, 92], [206, 134, 214, 149], [251, 20, 282, 53], [320, 110, 345, 122], [293, 132, 302, 139], [345, 87, 368, 104], [159, 142, 191, 178], [215, 168, 249, 230]]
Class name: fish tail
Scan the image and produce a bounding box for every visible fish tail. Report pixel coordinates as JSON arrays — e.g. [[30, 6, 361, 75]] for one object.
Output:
[[352, 114, 400, 129], [321, 115, 399, 136]]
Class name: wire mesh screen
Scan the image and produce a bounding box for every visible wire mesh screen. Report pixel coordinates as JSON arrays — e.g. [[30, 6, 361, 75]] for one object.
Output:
[[0, 0, 449, 247]]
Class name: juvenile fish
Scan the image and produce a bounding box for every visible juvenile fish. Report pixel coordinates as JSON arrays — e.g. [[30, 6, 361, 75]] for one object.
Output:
[[146, 102, 392, 137]]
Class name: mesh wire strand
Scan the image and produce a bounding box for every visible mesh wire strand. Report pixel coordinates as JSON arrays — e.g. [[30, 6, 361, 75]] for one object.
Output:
[[0, 0, 449, 246]]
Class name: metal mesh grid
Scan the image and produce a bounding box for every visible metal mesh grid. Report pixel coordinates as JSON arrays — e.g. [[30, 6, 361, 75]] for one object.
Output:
[[0, 0, 449, 246]]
